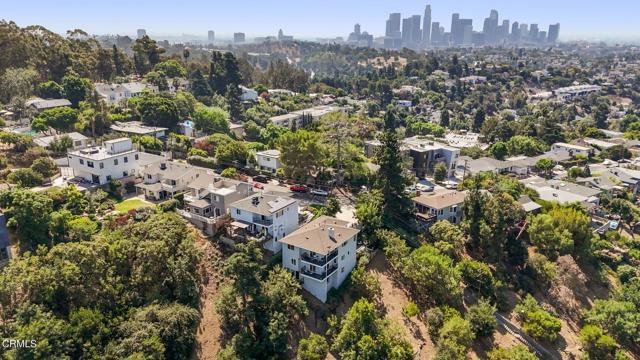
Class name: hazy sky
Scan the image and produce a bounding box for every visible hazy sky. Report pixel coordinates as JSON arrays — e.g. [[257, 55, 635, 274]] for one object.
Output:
[[3, 0, 639, 41]]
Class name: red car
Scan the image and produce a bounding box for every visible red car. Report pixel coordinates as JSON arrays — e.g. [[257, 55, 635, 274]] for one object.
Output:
[[289, 185, 307, 193], [253, 182, 264, 189]]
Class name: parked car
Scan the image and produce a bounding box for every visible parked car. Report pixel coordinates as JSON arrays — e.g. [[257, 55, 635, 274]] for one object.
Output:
[[310, 188, 329, 196], [253, 175, 269, 183], [404, 185, 416, 194], [253, 182, 264, 189], [416, 182, 434, 192], [290, 185, 308, 193]]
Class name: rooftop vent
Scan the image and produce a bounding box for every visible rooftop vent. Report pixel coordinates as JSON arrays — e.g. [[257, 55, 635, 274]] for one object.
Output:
[[160, 163, 167, 170], [328, 227, 335, 241]]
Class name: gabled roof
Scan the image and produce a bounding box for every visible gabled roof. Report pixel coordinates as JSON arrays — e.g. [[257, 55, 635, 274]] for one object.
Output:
[[231, 193, 297, 216], [413, 190, 468, 210], [280, 216, 359, 255]]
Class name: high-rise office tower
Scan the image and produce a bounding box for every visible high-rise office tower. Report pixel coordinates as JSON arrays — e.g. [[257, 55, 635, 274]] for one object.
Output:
[[431, 22, 441, 45], [538, 31, 547, 42], [411, 15, 422, 44], [386, 13, 401, 37], [548, 23, 560, 42], [233, 32, 245, 43], [354, 24, 361, 37], [462, 23, 473, 45], [483, 9, 499, 44], [500, 19, 510, 41], [422, 4, 431, 47], [529, 24, 539, 41], [208, 30, 215, 43], [519, 23, 529, 39], [137, 29, 146, 38], [511, 21, 520, 42]]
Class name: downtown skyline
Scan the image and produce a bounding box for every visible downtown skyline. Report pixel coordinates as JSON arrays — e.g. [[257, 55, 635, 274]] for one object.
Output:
[[2, 0, 640, 42]]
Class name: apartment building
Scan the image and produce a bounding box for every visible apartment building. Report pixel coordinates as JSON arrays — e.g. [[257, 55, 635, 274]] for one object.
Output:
[[255, 149, 282, 174], [136, 161, 210, 201], [281, 216, 359, 303]]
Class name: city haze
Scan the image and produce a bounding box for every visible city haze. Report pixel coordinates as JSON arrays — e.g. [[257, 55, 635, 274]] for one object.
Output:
[[2, 0, 640, 42]]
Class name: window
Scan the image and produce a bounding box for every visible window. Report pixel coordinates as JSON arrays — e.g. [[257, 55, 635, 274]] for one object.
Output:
[[291, 259, 296, 265], [124, 156, 128, 163], [99, 162, 104, 169], [123, 171, 128, 177], [134, 154, 139, 160], [236, 209, 241, 215], [106, 175, 112, 181], [287, 244, 294, 250], [147, 174, 152, 179], [87, 161, 94, 168], [114, 159, 118, 165], [341, 267, 344, 273], [79, 159, 84, 165], [342, 242, 347, 247], [341, 255, 345, 261]]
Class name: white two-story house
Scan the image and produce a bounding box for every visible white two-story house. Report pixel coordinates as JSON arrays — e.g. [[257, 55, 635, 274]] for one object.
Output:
[[229, 193, 298, 253], [67, 138, 141, 185], [281, 216, 360, 303], [255, 149, 282, 174], [136, 161, 210, 201]]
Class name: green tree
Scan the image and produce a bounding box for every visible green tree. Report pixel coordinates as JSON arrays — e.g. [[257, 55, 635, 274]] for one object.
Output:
[[535, 158, 554, 178], [404, 245, 462, 305], [33, 106, 79, 133], [514, 295, 561, 342], [37, 80, 65, 99], [585, 299, 639, 345], [0, 67, 38, 103], [434, 162, 448, 183], [0, 189, 53, 250], [436, 315, 475, 360], [374, 110, 413, 221], [277, 130, 326, 180], [465, 299, 497, 338], [429, 220, 467, 259], [62, 74, 92, 107], [297, 334, 329, 360], [457, 259, 495, 298], [487, 345, 537, 360], [355, 190, 385, 246], [133, 94, 180, 128], [580, 325, 617, 360], [132, 35, 165, 75], [30, 157, 58, 178], [330, 299, 413, 360], [193, 105, 230, 134], [489, 141, 508, 160], [154, 59, 186, 78], [7, 168, 44, 187]]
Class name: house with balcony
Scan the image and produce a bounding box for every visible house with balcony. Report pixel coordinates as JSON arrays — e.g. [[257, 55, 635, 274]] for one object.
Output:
[[281, 216, 359, 303], [229, 193, 298, 253], [180, 174, 255, 235], [413, 189, 468, 230], [136, 161, 210, 201], [67, 138, 142, 185]]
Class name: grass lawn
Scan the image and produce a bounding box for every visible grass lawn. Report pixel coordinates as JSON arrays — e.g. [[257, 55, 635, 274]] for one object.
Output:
[[114, 198, 152, 213]]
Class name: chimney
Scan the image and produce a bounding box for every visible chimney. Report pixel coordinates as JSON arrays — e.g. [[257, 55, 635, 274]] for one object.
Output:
[[328, 227, 335, 240], [160, 163, 167, 170]]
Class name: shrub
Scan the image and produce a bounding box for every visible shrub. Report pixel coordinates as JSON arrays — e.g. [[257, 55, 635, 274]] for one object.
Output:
[[402, 302, 420, 318], [515, 295, 561, 342], [7, 168, 43, 187]]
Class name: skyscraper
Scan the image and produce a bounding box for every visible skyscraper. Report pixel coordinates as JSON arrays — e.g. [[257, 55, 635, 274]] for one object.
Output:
[[529, 24, 539, 42], [483, 9, 499, 44], [430, 22, 441, 45], [386, 13, 401, 38], [422, 4, 431, 47], [411, 15, 422, 44], [511, 21, 520, 42], [548, 23, 560, 42], [233, 32, 245, 43], [354, 24, 361, 37], [208, 30, 215, 43]]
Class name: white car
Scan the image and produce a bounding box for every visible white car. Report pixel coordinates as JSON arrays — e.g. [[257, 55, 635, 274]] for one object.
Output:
[[310, 189, 329, 196]]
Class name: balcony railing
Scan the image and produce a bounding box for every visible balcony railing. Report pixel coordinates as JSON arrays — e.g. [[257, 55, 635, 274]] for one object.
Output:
[[300, 250, 338, 266], [178, 209, 219, 224], [252, 218, 273, 226], [300, 263, 338, 281]]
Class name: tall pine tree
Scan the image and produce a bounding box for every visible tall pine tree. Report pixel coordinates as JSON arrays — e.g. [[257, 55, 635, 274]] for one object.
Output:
[[374, 109, 413, 222]]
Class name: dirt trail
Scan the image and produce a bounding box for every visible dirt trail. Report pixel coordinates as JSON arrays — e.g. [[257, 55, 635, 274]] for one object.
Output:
[[191, 232, 226, 360]]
